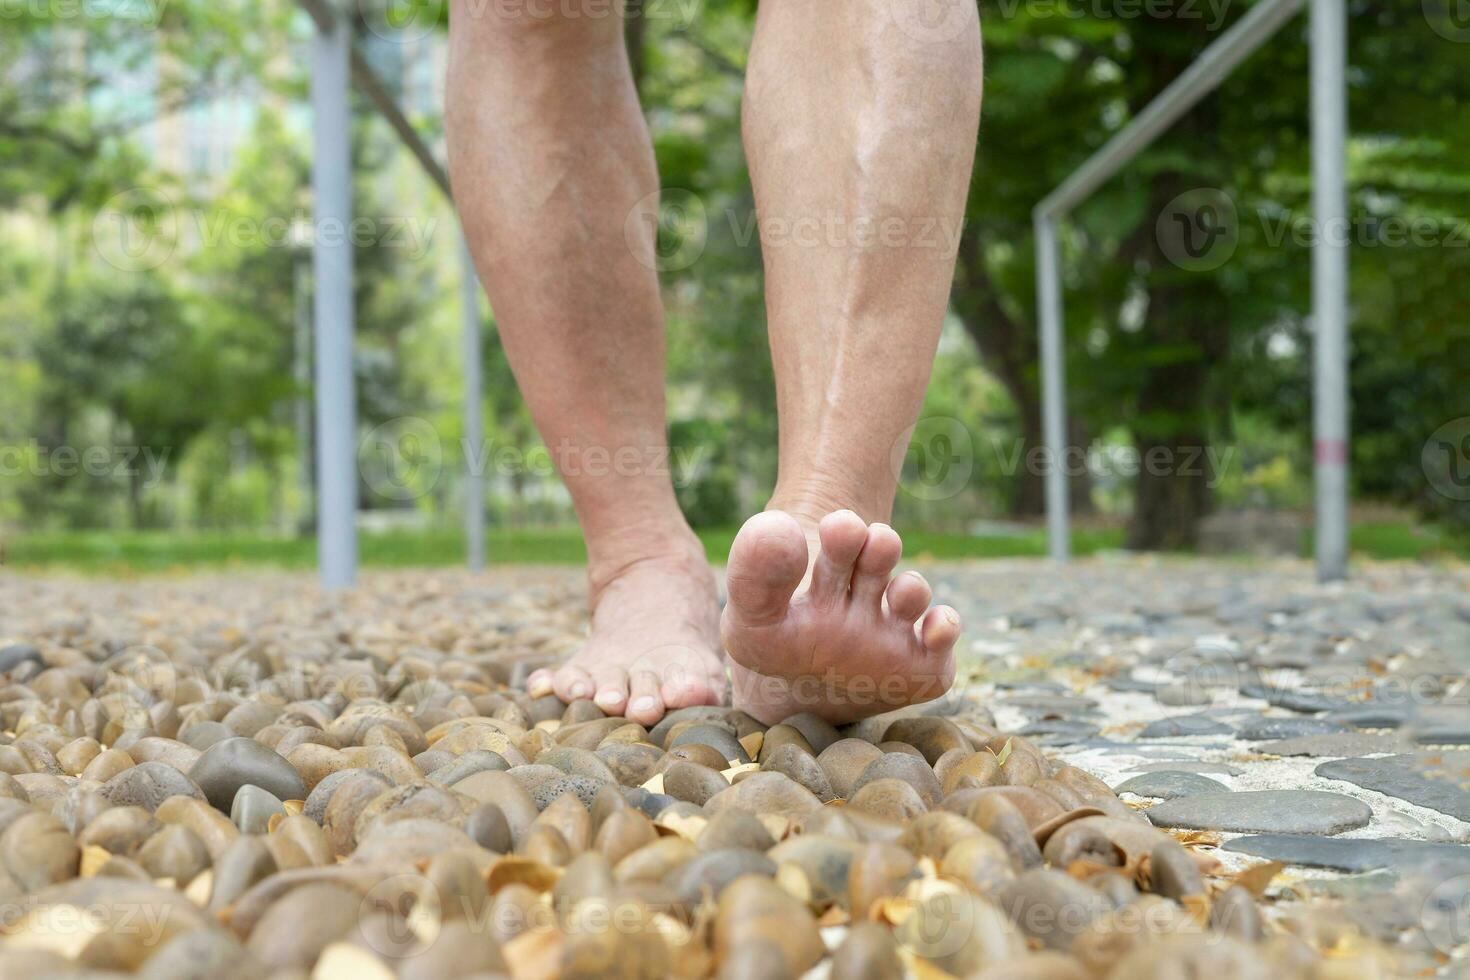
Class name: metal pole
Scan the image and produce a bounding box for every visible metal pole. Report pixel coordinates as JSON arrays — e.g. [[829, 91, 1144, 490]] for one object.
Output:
[[460, 233, 486, 571], [292, 250, 313, 537], [1034, 213, 1070, 561], [1311, 0, 1349, 581], [1037, 0, 1306, 219], [311, 14, 357, 589]]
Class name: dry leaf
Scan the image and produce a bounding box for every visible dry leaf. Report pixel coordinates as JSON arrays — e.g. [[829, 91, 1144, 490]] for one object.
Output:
[[486, 857, 562, 894], [720, 762, 760, 780], [655, 812, 709, 841], [1169, 829, 1222, 849], [640, 772, 666, 795], [756, 813, 791, 842], [502, 927, 565, 980], [267, 812, 287, 834], [993, 738, 1013, 766], [185, 869, 213, 907], [1232, 860, 1285, 897], [283, 799, 304, 816], [80, 844, 111, 878], [738, 731, 764, 759], [1179, 893, 1211, 926], [817, 906, 850, 928]]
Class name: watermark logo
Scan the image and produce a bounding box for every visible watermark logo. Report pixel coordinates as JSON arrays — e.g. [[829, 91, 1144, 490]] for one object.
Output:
[[1422, 417, 1470, 501], [891, 0, 979, 43], [358, 416, 445, 502], [893, 416, 976, 501], [1156, 187, 1238, 271], [357, 0, 445, 42], [626, 188, 707, 272], [93, 188, 179, 272], [1421, 873, 1470, 954], [1423, 0, 1470, 42]]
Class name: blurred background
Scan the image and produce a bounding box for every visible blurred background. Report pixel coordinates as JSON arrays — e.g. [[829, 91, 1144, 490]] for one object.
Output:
[[1, 0, 1468, 573]]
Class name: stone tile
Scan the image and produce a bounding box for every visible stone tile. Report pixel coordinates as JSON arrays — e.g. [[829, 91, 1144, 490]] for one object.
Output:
[[1315, 752, 1470, 821], [1113, 771, 1229, 799], [1144, 790, 1372, 835]]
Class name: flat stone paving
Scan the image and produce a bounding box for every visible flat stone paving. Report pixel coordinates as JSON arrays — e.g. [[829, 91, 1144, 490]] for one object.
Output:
[[0, 556, 1468, 977], [934, 554, 1470, 974]]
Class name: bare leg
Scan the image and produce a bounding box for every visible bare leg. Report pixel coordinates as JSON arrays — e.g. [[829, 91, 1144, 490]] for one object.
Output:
[[722, 0, 983, 723], [447, 0, 724, 724]]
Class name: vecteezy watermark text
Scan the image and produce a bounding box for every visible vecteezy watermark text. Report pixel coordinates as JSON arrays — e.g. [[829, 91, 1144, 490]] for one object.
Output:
[[0, 441, 170, 488]]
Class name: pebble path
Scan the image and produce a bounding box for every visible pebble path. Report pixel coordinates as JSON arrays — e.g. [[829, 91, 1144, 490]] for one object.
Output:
[[0, 556, 1465, 977]]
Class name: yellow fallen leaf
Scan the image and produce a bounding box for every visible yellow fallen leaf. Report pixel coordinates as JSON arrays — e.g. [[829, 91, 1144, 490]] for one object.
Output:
[[503, 927, 565, 980], [486, 856, 562, 894], [655, 812, 709, 841], [775, 862, 812, 905], [993, 738, 1013, 766], [720, 762, 760, 780], [757, 813, 791, 841], [1232, 860, 1285, 897], [184, 869, 213, 907], [640, 772, 666, 795], [80, 844, 111, 878], [283, 800, 304, 816], [738, 731, 763, 759]]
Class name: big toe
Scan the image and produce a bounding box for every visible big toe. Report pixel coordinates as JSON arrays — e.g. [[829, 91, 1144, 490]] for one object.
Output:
[[724, 510, 808, 628]]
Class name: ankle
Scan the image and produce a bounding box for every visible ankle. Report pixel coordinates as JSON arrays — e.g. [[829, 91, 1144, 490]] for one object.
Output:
[[767, 480, 892, 531], [584, 518, 708, 602]]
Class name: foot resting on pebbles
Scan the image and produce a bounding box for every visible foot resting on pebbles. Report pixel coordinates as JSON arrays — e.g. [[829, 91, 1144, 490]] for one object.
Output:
[[722, 509, 962, 725]]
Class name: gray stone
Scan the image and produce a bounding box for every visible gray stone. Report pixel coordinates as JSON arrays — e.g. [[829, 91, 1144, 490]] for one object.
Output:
[[1126, 761, 1244, 777], [1138, 715, 1235, 738], [1315, 753, 1470, 822], [1324, 704, 1411, 730], [1262, 689, 1353, 714], [0, 644, 43, 673], [1410, 707, 1470, 746], [1259, 732, 1407, 758], [428, 750, 510, 786], [1145, 790, 1371, 835], [1114, 771, 1230, 799], [1015, 719, 1099, 744], [100, 762, 205, 811], [1235, 716, 1349, 741], [188, 737, 307, 812], [230, 784, 286, 833], [1224, 834, 1470, 874]]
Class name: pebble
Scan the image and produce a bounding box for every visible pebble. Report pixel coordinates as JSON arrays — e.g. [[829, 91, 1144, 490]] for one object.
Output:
[[188, 737, 306, 811], [0, 566, 1438, 976]]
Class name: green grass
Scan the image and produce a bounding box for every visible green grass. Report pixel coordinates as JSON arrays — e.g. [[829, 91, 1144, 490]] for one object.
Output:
[[1, 520, 1461, 574]]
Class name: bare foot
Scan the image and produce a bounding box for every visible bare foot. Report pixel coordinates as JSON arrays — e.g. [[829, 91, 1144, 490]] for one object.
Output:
[[720, 509, 961, 726], [526, 533, 726, 726]]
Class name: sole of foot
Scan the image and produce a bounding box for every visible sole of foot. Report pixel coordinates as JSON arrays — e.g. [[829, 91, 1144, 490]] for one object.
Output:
[[720, 508, 961, 726], [526, 539, 728, 727]]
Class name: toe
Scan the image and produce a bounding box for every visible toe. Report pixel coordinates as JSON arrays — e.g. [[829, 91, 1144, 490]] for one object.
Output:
[[552, 664, 594, 703], [627, 670, 665, 726], [851, 522, 903, 605], [526, 669, 554, 698], [919, 604, 962, 655], [886, 570, 932, 623], [589, 665, 630, 714], [725, 510, 808, 628], [809, 510, 869, 603]]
